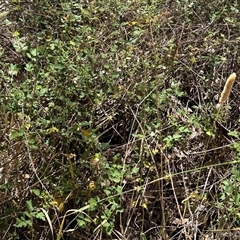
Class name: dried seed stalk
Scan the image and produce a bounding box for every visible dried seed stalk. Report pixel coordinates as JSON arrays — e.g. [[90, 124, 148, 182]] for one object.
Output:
[[218, 73, 236, 105]]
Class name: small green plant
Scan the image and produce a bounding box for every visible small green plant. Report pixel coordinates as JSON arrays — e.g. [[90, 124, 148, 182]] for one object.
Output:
[[80, 160, 125, 235], [56, 156, 128, 238], [163, 125, 190, 149], [14, 200, 46, 228], [2, 0, 240, 239], [218, 166, 240, 226]]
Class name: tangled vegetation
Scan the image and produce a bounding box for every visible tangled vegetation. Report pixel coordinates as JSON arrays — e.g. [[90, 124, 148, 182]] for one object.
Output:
[[1, 0, 240, 239]]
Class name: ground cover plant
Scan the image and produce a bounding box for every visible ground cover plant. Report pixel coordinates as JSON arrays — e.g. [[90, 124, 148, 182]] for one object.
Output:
[[1, 0, 240, 239]]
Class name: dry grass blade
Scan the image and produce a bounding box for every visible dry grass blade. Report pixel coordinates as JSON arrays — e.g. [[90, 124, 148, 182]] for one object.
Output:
[[40, 208, 54, 240]]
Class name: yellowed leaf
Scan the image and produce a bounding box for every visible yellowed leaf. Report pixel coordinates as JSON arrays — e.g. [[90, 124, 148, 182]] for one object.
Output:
[[0, 11, 9, 19], [82, 129, 90, 137]]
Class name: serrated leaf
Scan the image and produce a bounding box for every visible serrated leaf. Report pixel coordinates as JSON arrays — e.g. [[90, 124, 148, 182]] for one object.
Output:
[[35, 212, 46, 221], [14, 217, 28, 228]]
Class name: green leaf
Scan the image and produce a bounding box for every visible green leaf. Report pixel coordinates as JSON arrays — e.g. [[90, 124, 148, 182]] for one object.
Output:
[[35, 211, 45, 221], [100, 142, 109, 150], [103, 220, 114, 235], [77, 218, 87, 227], [104, 188, 111, 196], [228, 131, 239, 138], [39, 87, 48, 96], [88, 197, 99, 211], [14, 217, 28, 228], [132, 167, 139, 174], [9, 128, 25, 140], [26, 200, 34, 212], [30, 48, 37, 57], [32, 189, 41, 197], [173, 134, 182, 140]]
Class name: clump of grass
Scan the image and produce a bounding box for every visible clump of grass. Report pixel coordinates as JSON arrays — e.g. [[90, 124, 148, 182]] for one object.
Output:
[[2, 0, 240, 239]]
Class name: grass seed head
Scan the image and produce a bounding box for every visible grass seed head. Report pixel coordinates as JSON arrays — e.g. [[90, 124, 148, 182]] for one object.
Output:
[[218, 73, 236, 105]]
